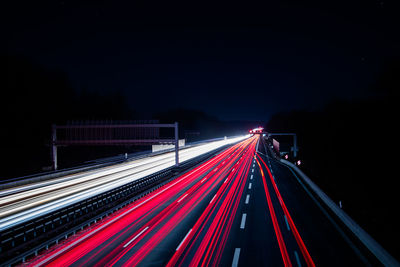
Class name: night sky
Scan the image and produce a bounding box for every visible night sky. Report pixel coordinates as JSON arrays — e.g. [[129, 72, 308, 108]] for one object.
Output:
[[5, 0, 400, 121]]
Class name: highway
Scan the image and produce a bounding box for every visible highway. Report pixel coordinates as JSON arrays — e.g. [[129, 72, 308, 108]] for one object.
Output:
[[22, 134, 375, 266], [0, 136, 247, 232]]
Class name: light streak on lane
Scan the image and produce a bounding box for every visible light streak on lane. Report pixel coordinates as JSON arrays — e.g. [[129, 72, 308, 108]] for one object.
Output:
[[167, 136, 258, 267], [190, 138, 257, 267], [30, 141, 242, 266], [28, 136, 256, 266], [116, 138, 256, 266], [256, 157, 292, 267], [0, 135, 249, 231], [32, 152, 223, 267], [257, 155, 315, 267]]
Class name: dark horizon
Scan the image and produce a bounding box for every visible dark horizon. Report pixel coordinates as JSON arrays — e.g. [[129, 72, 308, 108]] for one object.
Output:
[[5, 1, 400, 122]]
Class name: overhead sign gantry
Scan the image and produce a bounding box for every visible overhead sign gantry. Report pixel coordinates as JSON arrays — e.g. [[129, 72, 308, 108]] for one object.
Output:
[[51, 122, 179, 170]]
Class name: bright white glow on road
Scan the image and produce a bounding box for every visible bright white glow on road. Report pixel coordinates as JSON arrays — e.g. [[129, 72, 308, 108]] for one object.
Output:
[[0, 135, 248, 231]]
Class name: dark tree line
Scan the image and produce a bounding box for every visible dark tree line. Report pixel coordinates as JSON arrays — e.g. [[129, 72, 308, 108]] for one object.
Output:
[[266, 58, 400, 258], [2, 55, 135, 177]]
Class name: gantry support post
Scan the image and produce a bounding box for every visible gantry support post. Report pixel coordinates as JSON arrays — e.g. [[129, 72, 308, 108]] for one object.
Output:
[[174, 122, 179, 166], [51, 124, 58, 170]]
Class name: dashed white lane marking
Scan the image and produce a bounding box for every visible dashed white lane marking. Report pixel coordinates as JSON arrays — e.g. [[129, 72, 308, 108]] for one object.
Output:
[[224, 178, 229, 183], [35, 173, 189, 265], [209, 194, 217, 204], [294, 250, 302, 267], [200, 178, 207, 183], [123, 226, 149, 248], [245, 194, 250, 204], [252, 169, 254, 173], [250, 175, 253, 180], [240, 213, 247, 229], [176, 229, 192, 251], [248, 183, 252, 189], [284, 215, 291, 231], [177, 194, 188, 203], [232, 248, 241, 267]]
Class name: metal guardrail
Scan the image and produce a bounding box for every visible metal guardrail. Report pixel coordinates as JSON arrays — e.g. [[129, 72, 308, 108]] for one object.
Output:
[[279, 159, 400, 267], [0, 144, 231, 265], [262, 132, 399, 266], [0, 168, 173, 265]]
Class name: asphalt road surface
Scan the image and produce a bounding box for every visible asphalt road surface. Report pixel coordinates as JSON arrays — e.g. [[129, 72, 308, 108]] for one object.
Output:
[[25, 135, 372, 266]]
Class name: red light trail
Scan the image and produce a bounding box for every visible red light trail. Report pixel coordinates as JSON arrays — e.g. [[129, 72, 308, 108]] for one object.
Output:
[[29, 136, 257, 267], [256, 157, 292, 267], [166, 137, 257, 267], [257, 155, 315, 267], [25, 135, 315, 267]]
